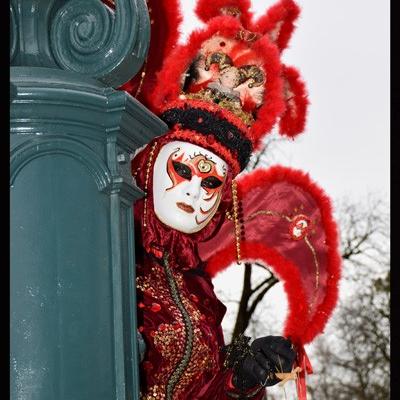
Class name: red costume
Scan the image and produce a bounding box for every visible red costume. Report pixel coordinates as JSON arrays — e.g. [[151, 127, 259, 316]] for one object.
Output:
[[132, 138, 267, 399], [132, 141, 340, 399], [118, 0, 342, 398]]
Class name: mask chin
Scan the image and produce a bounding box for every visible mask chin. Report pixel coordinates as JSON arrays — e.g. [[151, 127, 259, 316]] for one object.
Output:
[[155, 206, 211, 234], [152, 140, 228, 233]]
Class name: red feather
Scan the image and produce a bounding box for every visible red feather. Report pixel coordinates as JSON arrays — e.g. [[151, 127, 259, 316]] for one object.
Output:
[[279, 64, 309, 138], [248, 36, 285, 149], [250, 0, 300, 52]]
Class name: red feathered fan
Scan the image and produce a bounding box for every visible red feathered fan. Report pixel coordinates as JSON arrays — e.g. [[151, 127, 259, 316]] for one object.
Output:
[[198, 165, 341, 398]]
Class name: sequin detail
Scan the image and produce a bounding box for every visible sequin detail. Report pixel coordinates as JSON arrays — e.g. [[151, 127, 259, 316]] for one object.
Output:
[[136, 258, 218, 399]]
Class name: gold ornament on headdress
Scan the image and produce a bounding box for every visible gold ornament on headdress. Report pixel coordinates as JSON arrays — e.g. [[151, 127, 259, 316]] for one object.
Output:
[[185, 90, 255, 126], [205, 52, 233, 71], [238, 65, 265, 88]]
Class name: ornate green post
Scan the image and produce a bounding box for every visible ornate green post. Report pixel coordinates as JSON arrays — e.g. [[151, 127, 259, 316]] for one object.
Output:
[[10, 1, 167, 399]]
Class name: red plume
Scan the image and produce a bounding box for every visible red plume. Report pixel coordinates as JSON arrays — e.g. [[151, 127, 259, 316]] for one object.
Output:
[[279, 65, 309, 138], [250, 0, 300, 52]]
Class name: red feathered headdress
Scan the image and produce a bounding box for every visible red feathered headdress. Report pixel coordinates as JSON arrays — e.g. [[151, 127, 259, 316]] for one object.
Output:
[[118, 0, 309, 176]]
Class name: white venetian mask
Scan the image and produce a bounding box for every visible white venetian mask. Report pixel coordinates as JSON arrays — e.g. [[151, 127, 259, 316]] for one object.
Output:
[[152, 141, 228, 234]]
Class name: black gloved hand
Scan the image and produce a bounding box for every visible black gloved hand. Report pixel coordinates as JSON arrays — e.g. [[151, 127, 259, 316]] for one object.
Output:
[[232, 336, 296, 391]]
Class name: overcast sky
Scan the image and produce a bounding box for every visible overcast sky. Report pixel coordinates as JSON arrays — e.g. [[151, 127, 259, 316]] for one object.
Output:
[[179, 0, 390, 203]]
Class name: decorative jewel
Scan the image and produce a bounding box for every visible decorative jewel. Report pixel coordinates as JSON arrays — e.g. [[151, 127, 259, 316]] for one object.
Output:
[[236, 29, 260, 42], [289, 214, 311, 241], [197, 159, 212, 173], [189, 294, 199, 303], [151, 302, 162, 312]]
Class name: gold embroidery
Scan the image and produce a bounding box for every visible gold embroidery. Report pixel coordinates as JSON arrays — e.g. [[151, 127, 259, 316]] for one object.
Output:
[[245, 209, 291, 223], [304, 236, 320, 313], [185, 89, 255, 126], [241, 207, 321, 315], [137, 262, 218, 399]]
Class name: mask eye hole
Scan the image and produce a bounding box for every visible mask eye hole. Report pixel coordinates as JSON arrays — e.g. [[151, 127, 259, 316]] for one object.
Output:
[[201, 176, 223, 189], [172, 161, 192, 180]]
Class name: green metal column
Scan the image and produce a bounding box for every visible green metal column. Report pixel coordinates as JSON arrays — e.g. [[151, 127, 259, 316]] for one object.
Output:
[[10, 1, 167, 399]]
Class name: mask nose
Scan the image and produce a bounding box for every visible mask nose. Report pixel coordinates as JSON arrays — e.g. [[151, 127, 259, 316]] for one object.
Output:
[[184, 176, 202, 201]]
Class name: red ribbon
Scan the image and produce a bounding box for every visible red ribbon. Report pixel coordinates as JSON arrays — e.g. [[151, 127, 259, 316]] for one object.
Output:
[[295, 344, 313, 400]]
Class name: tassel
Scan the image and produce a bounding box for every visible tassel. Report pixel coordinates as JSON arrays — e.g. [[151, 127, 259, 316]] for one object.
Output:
[[295, 344, 313, 400]]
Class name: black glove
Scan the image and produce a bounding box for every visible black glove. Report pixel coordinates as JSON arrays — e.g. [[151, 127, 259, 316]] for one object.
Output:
[[232, 336, 296, 391]]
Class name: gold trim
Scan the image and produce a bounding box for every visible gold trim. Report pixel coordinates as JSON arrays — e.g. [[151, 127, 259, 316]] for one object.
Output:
[[243, 208, 321, 314], [143, 141, 158, 227], [185, 90, 254, 126], [304, 235, 320, 313], [231, 180, 241, 264], [244, 209, 291, 223]]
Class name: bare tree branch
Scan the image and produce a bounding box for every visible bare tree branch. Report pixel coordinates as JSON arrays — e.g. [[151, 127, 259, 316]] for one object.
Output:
[[247, 278, 278, 317]]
